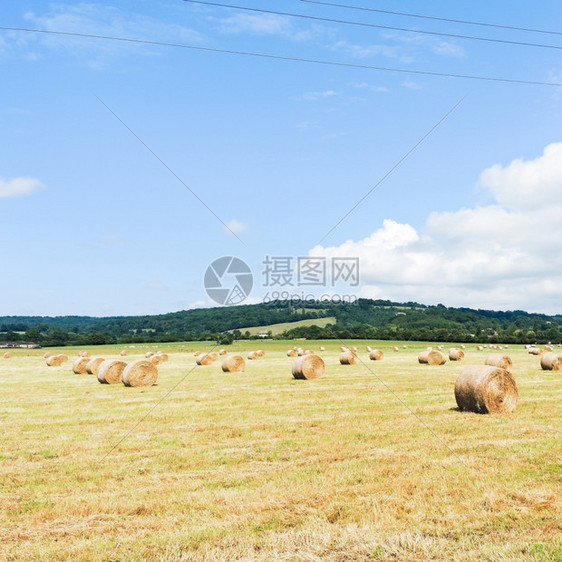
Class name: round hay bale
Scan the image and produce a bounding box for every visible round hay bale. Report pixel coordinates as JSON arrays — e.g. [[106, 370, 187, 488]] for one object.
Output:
[[403, 345, 408, 349], [392, 346, 399, 352], [219, 349, 227, 355], [455, 365, 518, 414], [43, 351, 52, 359], [120, 350, 129, 357], [351, 346, 358, 352], [255, 350, 265, 357], [72, 357, 90, 374], [528, 347, 542, 355], [339, 350, 357, 365], [247, 351, 259, 360], [150, 354, 165, 366], [540, 352, 562, 371], [97, 359, 127, 384], [460, 344, 466, 350], [122, 360, 158, 387], [297, 348, 305, 356], [369, 349, 383, 361], [340, 346, 348, 352], [196, 353, 216, 365], [156, 353, 168, 362], [86, 357, 105, 375], [449, 348, 465, 361], [304, 349, 314, 355], [477, 345, 484, 351], [485, 354, 512, 371], [145, 351, 155, 359], [319, 346, 325, 351], [46, 354, 69, 367], [366, 345, 372, 352], [79, 351, 91, 358], [221, 355, 245, 373], [3, 351, 12, 359], [286, 349, 298, 357], [292, 355, 325, 380], [418, 350, 447, 365]]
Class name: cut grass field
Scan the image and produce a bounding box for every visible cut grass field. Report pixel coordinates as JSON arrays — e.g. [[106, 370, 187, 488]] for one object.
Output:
[[1, 341, 561, 561]]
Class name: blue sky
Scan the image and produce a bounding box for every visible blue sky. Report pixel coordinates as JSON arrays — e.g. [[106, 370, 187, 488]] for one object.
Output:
[[2, 1, 562, 316]]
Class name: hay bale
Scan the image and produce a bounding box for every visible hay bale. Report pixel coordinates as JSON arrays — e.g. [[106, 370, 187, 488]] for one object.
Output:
[[150, 354, 165, 365], [477, 345, 484, 351], [455, 365, 518, 414], [3, 351, 12, 359], [86, 357, 105, 375], [247, 351, 259, 360], [256, 350, 265, 357], [196, 353, 216, 365], [351, 346, 358, 352], [319, 346, 325, 351], [292, 355, 325, 380], [460, 344, 466, 349], [340, 346, 348, 352], [120, 350, 129, 357], [286, 349, 298, 357], [449, 348, 465, 361], [145, 351, 155, 359], [393, 346, 399, 352], [304, 349, 314, 355], [485, 354, 512, 371], [122, 360, 158, 387], [403, 345, 408, 349], [540, 352, 562, 371], [339, 350, 357, 365], [72, 357, 90, 374], [528, 347, 542, 355], [79, 351, 91, 358], [156, 353, 168, 362], [366, 345, 372, 352], [97, 359, 127, 384], [46, 354, 69, 367], [219, 349, 227, 355], [43, 351, 52, 359], [418, 350, 447, 365], [221, 355, 245, 373], [369, 349, 383, 361]]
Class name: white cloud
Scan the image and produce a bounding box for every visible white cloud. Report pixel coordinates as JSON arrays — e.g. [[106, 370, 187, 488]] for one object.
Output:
[[302, 90, 339, 101], [479, 142, 562, 210], [20, 4, 203, 64], [0, 177, 44, 198], [224, 219, 248, 235], [219, 13, 291, 36], [310, 142, 562, 314]]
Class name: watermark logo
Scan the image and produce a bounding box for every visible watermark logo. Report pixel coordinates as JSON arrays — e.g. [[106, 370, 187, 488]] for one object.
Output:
[[204, 255, 359, 306], [204, 256, 253, 305]]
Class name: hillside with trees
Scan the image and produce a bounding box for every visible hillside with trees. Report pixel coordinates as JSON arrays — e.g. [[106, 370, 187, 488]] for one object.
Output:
[[1, 299, 560, 347]]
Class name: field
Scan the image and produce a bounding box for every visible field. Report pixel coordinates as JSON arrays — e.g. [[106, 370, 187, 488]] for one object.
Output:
[[0, 341, 560, 561], [239, 317, 336, 336]]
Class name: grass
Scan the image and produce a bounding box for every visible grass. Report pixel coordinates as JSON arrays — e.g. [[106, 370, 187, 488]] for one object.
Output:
[[237, 317, 336, 336], [0, 341, 560, 561]]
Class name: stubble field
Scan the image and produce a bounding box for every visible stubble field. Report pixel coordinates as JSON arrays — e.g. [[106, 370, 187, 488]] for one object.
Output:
[[0, 340, 560, 561]]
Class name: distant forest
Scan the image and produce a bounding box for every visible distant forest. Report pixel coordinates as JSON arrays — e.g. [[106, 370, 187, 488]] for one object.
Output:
[[1, 299, 561, 347]]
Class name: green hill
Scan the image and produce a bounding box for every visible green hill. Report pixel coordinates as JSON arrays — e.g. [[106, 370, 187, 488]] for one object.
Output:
[[1, 299, 560, 346]]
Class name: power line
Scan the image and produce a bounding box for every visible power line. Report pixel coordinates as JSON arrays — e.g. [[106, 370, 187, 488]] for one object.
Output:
[[2, 26, 561, 87], [301, 0, 562, 38], [183, 0, 562, 52]]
